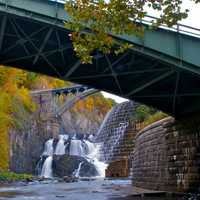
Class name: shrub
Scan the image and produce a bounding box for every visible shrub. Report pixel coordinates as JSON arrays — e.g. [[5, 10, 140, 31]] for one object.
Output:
[[0, 172, 32, 181]]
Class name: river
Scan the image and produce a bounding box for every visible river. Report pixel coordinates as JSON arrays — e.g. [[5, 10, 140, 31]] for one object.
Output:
[[0, 179, 131, 200], [0, 179, 191, 200]]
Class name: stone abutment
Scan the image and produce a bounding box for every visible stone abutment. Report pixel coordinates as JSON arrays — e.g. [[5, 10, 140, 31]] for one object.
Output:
[[131, 116, 200, 192]]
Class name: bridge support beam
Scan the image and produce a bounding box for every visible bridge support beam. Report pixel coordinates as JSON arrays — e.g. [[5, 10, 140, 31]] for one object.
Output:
[[0, 15, 7, 51]]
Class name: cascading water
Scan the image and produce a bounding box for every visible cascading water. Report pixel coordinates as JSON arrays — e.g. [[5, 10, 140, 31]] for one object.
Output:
[[69, 139, 84, 157], [38, 139, 54, 178], [40, 156, 53, 178], [96, 109, 113, 140], [38, 134, 107, 178], [55, 135, 69, 155], [43, 139, 54, 156], [73, 162, 84, 177], [84, 142, 107, 177]]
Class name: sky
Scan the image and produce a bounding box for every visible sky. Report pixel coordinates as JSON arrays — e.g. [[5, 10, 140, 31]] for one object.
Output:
[[102, 0, 200, 103]]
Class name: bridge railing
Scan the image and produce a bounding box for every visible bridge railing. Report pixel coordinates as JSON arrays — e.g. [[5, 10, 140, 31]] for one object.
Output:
[[1, 0, 199, 38], [142, 15, 200, 38], [48, 0, 200, 38], [30, 85, 91, 96]]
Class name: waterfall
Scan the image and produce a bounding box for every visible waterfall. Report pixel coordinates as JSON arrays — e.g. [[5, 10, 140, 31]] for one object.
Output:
[[41, 156, 53, 178], [83, 141, 107, 177], [69, 139, 84, 156], [38, 134, 107, 178], [92, 158, 107, 177], [73, 162, 84, 177], [40, 138, 54, 178], [68, 138, 107, 177], [55, 135, 68, 155], [96, 109, 113, 140], [83, 140, 95, 155], [42, 139, 54, 156]]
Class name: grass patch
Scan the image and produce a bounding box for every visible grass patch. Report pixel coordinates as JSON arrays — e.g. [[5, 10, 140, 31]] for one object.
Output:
[[0, 172, 32, 182], [140, 111, 168, 130]]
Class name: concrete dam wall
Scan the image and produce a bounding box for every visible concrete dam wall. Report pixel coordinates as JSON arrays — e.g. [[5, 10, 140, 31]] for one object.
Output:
[[131, 117, 200, 192]]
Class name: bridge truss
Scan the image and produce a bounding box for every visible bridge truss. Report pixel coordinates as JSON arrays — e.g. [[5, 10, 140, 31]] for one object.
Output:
[[0, 0, 200, 117]]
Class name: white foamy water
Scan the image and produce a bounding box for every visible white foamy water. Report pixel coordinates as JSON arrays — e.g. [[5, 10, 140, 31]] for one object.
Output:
[[39, 134, 107, 178], [69, 139, 85, 156], [73, 162, 84, 177], [84, 141, 108, 177], [41, 156, 53, 178], [68, 137, 108, 177], [42, 139, 54, 156], [55, 135, 69, 155]]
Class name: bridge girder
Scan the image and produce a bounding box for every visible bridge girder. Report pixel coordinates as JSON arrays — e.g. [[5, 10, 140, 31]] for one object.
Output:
[[0, 0, 200, 118]]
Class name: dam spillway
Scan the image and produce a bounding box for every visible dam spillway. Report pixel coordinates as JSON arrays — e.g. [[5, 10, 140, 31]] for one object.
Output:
[[96, 101, 137, 177]]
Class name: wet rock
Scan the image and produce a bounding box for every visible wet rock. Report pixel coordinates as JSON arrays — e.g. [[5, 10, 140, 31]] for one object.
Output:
[[79, 160, 98, 177], [63, 176, 78, 183], [53, 138, 59, 151], [80, 177, 96, 181], [56, 195, 65, 198], [53, 155, 98, 178]]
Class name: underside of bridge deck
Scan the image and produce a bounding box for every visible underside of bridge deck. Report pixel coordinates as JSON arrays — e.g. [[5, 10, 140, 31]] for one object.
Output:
[[0, 2, 200, 118]]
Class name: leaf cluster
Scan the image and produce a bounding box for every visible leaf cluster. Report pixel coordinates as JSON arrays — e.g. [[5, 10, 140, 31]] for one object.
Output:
[[65, 0, 199, 63]]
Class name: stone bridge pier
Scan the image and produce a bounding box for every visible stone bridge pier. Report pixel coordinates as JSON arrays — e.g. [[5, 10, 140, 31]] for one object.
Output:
[[131, 116, 200, 192], [31, 92, 60, 137]]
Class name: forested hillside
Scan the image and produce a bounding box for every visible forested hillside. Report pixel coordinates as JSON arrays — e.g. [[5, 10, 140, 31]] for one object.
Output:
[[0, 65, 115, 171]]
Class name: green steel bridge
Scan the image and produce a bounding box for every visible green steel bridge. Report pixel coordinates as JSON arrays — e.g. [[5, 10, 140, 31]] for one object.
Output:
[[0, 0, 200, 118]]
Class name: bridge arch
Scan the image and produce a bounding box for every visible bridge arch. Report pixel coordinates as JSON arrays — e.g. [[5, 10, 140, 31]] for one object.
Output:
[[31, 85, 98, 119]]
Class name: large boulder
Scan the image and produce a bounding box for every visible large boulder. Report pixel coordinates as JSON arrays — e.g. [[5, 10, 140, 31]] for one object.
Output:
[[53, 155, 98, 177]]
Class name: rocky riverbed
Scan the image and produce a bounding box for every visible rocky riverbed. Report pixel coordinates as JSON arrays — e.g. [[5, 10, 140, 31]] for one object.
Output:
[[0, 179, 198, 200]]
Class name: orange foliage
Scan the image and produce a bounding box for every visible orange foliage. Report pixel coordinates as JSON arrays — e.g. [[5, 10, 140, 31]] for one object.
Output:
[[72, 93, 115, 115]]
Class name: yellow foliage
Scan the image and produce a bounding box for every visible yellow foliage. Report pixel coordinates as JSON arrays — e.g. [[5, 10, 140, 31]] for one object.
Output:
[[0, 66, 37, 170], [0, 128, 9, 170], [31, 75, 71, 90], [73, 93, 115, 115], [0, 65, 72, 171], [17, 87, 36, 112]]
